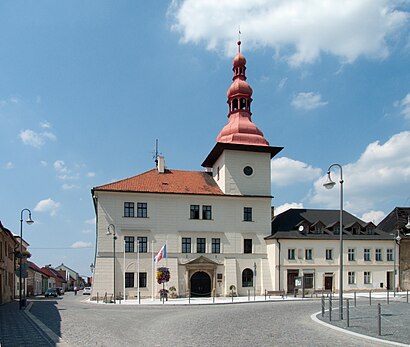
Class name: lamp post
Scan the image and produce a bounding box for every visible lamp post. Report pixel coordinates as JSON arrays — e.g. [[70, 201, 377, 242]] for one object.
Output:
[[19, 208, 34, 310], [107, 224, 117, 304], [393, 231, 401, 297], [323, 163, 344, 320]]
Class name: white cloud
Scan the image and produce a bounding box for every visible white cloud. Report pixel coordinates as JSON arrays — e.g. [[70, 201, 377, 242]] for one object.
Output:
[[62, 183, 79, 190], [87, 172, 96, 178], [40, 161, 48, 167], [275, 202, 304, 216], [82, 229, 93, 234], [40, 121, 51, 129], [10, 96, 19, 104], [310, 131, 410, 216], [54, 160, 67, 173], [85, 217, 96, 225], [4, 162, 14, 169], [34, 198, 61, 216], [271, 157, 322, 186], [19, 129, 56, 148], [291, 92, 328, 110], [170, 0, 409, 66], [71, 241, 92, 249], [398, 93, 410, 119], [277, 77, 288, 90], [361, 210, 386, 224]]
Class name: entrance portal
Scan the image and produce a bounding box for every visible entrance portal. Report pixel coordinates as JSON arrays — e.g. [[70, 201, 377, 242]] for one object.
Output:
[[190, 271, 211, 297]]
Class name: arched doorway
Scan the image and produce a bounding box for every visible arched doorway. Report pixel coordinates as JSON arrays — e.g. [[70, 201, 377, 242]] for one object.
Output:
[[190, 271, 211, 297]]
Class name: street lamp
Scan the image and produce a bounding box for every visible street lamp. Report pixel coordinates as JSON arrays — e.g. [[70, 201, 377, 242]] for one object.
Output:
[[393, 231, 401, 297], [323, 164, 344, 320], [107, 224, 117, 304], [19, 208, 34, 310]]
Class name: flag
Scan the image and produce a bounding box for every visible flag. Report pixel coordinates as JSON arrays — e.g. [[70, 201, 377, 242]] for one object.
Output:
[[154, 243, 166, 263]]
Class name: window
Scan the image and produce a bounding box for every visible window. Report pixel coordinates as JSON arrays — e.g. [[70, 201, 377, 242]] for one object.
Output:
[[305, 249, 313, 260], [202, 205, 212, 220], [326, 249, 333, 260], [125, 272, 134, 288], [242, 268, 253, 287], [197, 238, 206, 253], [139, 272, 147, 288], [348, 248, 355, 261], [288, 249, 296, 260], [243, 166, 253, 176], [387, 248, 393, 261], [190, 205, 200, 219], [333, 225, 340, 234], [243, 207, 252, 222], [364, 271, 371, 284], [137, 237, 147, 253], [376, 249, 382, 261], [182, 238, 191, 253], [124, 202, 134, 217], [304, 273, 314, 289], [212, 238, 220, 254], [348, 271, 356, 285], [364, 249, 371, 261], [244, 239, 252, 254], [137, 203, 147, 218], [124, 236, 135, 253]]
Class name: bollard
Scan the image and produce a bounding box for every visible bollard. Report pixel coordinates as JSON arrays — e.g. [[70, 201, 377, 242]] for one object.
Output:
[[387, 289, 389, 304], [231, 289, 234, 302], [213, 289, 215, 303], [254, 286, 256, 301], [189, 291, 191, 304], [139, 291, 141, 305], [378, 303, 381, 336], [407, 290, 409, 304], [346, 299, 350, 327], [329, 295, 332, 321], [97, 292, 99, 304], [265, 289, 267, 301], [321, 295, 325, 318], [369, 290, 372, 306], [354, 291, 356, 307], [248, 289, 250, 301]]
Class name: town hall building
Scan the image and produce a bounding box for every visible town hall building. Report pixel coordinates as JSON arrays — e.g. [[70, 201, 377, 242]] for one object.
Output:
[[91, 41, 283, 299]]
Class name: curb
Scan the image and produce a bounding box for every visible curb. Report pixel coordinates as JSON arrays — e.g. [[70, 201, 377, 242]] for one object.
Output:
[[24, 302, 70, 347], [310, 311, 410, 347]]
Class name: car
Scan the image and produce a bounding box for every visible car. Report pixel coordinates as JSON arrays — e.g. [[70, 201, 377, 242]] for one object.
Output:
[[56, 287, 65, 295], [45, 288, 58, 297], [82, 287, 91, 295]]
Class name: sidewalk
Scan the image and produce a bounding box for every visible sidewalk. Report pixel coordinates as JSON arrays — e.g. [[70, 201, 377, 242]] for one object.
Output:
[[316, 292, 410, 346], [0, 301, 54, 347]]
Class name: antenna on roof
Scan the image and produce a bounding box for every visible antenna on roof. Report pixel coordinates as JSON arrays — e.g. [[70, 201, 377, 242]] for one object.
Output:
[[154, 139, 159, 167]]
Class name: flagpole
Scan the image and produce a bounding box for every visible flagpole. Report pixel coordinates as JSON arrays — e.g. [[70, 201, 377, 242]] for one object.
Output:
[[137, 239, 140, 300], [151, 240, 154, 301], [123, 237, 126, 301], [165, 239, 168, 291]]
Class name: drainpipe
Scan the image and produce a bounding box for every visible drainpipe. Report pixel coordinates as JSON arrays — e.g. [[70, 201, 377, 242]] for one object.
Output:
[[277, 239, 281, 290]]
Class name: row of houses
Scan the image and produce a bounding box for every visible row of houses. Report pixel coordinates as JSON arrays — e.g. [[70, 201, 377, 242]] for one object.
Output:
[[0, 221, 84, 304], [90, 41, 410, 299]]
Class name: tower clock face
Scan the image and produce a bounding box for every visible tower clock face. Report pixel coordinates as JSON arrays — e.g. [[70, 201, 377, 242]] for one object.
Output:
[[243, 165, 253, 176]]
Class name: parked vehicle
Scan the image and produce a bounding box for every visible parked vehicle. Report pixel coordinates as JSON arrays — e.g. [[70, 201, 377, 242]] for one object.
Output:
[[83, 287, 91, 295], [45, 288, 58, 297], [56, 287, 65, 295]]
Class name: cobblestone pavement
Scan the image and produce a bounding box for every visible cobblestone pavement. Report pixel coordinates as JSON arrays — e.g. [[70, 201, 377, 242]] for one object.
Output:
[[317, 294, 410, 346], [0, 301, 54, 347], [27, 293, 396, 347]]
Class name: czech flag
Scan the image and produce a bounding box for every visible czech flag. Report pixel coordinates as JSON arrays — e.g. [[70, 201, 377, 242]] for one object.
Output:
[[154, 243, 167, 263]]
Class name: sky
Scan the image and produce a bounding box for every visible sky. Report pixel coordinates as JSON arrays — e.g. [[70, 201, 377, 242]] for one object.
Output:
[[1, 0, 410, 276]]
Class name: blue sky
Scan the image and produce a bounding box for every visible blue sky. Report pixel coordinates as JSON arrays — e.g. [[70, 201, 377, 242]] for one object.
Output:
[[1, 1, 410, 276]]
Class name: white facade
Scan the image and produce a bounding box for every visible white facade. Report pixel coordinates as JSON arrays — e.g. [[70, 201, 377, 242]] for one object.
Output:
[[266, 237, 397, 293]]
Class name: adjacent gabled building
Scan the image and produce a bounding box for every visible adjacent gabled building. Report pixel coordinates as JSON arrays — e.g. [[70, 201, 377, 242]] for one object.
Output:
[[91, 41, 283, 299], [267, 208, 397, 293], [377, 207, 410, 290]]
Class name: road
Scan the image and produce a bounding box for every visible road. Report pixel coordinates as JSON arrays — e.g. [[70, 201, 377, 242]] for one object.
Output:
[[28, 293, 393, 347]]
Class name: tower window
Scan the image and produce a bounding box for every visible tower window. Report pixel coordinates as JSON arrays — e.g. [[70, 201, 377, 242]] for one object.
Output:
[[233, 99, 238, 111], [240, 98, 246, 110]]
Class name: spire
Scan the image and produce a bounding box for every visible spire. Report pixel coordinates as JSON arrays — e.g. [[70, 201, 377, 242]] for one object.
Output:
[[216, 41, 269, 146]]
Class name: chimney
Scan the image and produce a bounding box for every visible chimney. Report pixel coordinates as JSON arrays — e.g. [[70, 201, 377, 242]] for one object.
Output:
[[157, 155, 165, 174]]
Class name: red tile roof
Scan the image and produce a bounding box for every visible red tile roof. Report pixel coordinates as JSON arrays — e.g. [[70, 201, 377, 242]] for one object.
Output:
[[93, 169, 224, 196]]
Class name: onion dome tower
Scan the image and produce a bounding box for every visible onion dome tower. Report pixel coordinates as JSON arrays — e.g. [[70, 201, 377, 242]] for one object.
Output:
[[202, 40, 283, 196], [217, 41, 269, 146]]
